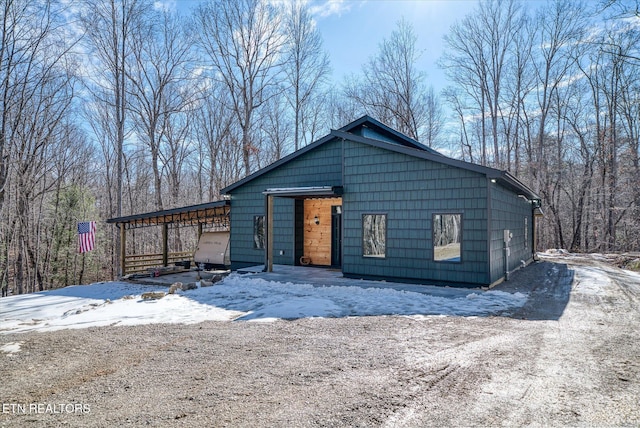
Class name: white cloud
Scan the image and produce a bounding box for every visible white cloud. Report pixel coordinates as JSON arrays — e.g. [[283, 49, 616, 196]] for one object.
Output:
[[309, 0, 355, 18], [154, 0, 177, 12]]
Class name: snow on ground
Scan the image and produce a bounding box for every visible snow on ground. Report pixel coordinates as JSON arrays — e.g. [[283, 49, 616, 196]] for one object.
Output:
[[0, 341, 22, 354], [0, 274, 528, 335], [539, 249, 640, 295]]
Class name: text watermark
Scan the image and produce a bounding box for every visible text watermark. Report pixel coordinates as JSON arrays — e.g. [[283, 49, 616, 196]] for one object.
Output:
[[2, 403, 90, 415]]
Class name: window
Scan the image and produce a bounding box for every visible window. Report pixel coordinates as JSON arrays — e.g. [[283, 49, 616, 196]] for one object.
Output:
[[362, 214, 386, 257], [524, 217, 528, 249], [253, 216, 265, 249], [433, 213, 462, 262]]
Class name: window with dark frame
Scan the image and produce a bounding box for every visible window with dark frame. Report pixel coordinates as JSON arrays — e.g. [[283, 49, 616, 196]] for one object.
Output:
[[253, 215, 265, 249], [524, 217, 528, 249], [362, 214, 386, 258], [433, 213, 462, 262]]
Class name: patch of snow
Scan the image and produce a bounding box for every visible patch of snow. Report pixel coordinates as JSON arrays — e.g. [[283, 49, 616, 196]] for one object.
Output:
[[0, 274, 529, 334], [573, 266, 616, 295], [0, 342, 22, 354], [542, 249, 569, 255]]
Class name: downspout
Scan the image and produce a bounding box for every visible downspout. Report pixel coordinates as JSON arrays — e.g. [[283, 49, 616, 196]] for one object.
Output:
[[503, 229, 511, 281], [341, 138, 345, 272], [532, 199, 543, 261], [486, 177, 493, 285]]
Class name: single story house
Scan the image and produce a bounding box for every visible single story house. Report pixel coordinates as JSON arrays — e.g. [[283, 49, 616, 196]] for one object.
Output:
[[222, 116, 541, 287]]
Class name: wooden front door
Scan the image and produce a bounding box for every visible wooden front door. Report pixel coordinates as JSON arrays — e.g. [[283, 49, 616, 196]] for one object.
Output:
[[303, 198, 341, 266]]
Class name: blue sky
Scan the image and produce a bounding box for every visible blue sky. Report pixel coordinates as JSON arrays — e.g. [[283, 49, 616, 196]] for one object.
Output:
[[309, 0, 480, 92]]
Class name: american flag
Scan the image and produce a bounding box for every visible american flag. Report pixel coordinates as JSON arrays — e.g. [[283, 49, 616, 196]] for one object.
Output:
[[78, 221, 96, 253]]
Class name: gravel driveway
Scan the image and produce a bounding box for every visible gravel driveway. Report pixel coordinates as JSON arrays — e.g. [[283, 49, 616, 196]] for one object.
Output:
[[1, 255, 639, 427]]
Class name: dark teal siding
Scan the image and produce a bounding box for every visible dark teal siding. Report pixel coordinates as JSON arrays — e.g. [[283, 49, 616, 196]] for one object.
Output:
[[342, 140, 489, 286], [229, 139, 343, 269], [488, 183, 535, 283]]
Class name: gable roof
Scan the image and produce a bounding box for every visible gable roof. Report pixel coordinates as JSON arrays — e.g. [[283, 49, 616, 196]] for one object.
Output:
[[338, 115, 441, 154], [222, 131, 338, 194], [222, 115, 539, 201]]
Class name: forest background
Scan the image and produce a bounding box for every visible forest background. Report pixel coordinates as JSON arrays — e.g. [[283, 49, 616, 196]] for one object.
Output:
[[1, 0, 638, 295]]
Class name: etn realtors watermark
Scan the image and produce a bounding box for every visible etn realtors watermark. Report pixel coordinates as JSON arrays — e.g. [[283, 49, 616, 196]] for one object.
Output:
[[2, 402, 90, 415]]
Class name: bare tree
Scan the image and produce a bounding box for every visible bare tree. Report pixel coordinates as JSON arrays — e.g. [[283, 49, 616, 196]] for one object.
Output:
[[195, 0, 287, 176], [192, 82, 242, 201], [283, 0, 330, 150], [257, 95, 292, 165], [325, 86, 360, 130], [80, 0, 148, 276], [423, 86, 444, 147], [82, 99, 120, 278], [345, 19, 438, 142], [442, 7, 490, 164], [442, 0, 523, 166], [127, 8, 194, 211], [530, 0, 586, 191], [161, 103, 193, 210], [442, 87, 474, 162], [0, 0, 80, 294], [561, 80, 598, 251], [589, 22, 639, 250], [500, 12, 535, 174]]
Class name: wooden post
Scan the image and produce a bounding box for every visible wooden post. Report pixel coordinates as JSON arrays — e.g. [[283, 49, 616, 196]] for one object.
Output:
[[197, 222, 203, 239], [162, 223, 169, 267], [119, 224, 126, 277], [267, 195, 274, 272]]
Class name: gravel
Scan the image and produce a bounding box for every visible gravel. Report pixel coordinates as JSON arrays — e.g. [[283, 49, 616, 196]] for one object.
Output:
[[1, 256, 639, 427]]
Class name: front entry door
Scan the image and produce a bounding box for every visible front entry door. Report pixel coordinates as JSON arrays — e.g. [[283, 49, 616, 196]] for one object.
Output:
[[331, 206, 342, 267]]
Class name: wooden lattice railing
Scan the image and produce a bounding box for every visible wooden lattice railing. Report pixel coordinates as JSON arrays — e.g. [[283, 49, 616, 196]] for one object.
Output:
[[124, 251, 193, 275]]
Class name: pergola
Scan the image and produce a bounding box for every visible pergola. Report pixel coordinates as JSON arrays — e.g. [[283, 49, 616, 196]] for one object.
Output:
[[106, 200, 230, 275]]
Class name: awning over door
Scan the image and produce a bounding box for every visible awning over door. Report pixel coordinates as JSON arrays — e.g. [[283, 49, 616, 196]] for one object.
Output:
[[263, 186, 343, 198]]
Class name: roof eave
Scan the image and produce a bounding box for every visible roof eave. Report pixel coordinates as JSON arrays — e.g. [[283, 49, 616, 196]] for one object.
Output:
[[488, 171, 540, 201], [106, 199, 230, 226]]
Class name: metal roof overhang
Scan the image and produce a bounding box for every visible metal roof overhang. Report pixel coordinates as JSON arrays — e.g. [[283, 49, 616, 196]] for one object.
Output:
[[487, 171, 541, 201], [262, 186, 343, 198], [106, 200, 230, 229]]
